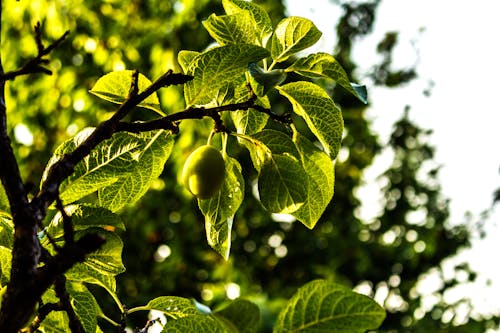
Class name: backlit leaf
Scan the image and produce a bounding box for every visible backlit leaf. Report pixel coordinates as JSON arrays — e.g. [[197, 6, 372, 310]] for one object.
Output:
[[90, 70, 161, 112], [203, 11, 258, 45], [43, 129, 173, 212], [184, 44, 269, 106], [222, 0, 273, 46], [144, 296, 199, 319], [287, 52, 368, 103], [271, 17, 322, 63], [278, 82, 343, 158]]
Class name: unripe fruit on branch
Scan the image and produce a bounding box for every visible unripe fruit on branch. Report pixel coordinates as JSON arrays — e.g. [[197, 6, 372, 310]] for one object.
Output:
[[181, 145, 225, 199]]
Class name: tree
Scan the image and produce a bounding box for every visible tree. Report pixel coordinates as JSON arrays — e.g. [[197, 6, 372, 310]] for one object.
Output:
[[0, 0, 386, 332]]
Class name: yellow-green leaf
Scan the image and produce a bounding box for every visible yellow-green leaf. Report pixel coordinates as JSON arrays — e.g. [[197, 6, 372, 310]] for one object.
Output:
[[278, 82, 343, 158]]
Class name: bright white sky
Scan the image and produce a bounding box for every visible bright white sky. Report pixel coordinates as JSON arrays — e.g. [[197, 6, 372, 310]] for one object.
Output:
[[286, 0, 500, 324]]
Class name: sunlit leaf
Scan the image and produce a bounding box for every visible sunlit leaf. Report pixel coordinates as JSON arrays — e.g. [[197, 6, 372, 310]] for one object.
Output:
[[143, 296, 199, 319], [67, 282, 99, 333], [89, 70, 161, 112], [271, 17, 322, 63], [43, 129, 174, 212], [0, 246, 11, 285], [231, 94, 270, 135], [161, 314, 228, 333], [184, 44, 269, 106], [287, 52, 368, 103], [0, 215, 13, 249], [274, 280, 386, 333], [203, 11, 258, 45], [278, 82, 343, 158], [74, 230, 125, 276], [222, 0, 273, 46], [45, 204, 124, 242], [178, 50, 201, 74], [0, 185, 9, 214]]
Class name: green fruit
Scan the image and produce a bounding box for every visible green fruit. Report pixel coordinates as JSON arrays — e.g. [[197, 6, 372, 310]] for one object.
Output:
[[181, 145, 225, 199]]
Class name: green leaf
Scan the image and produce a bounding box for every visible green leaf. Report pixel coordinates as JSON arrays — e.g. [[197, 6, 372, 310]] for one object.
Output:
[[76, 230, 125, 276], [44, 129, 173, 212], [143, 296, 200, 319], [291, 133, 335, 229], [278, 82, 343, 158], [89, 70, 161, 112], [0, 215, 13, 248], [41, 310, 69, 333], [67, 282, 99, 333], [162, 314, 228, 333], [203, 12, 259, 46], [286, 53, 368, 103], [222, 0, 273, 46], [178, 50, 201, 74], [271, 17, 322, 63], [0, 185, 9, 214], [231, 95, 270, 135], [99, 130, 173, 212], [214, 299, 260, 333], [274, 280, 386, 333], [198, 156, 244, 259], [259, 154, 307, 214], [251, 130, 308, 214], [0, 246, 12, 285], [248, 63, 287, 95], [45, 204, 124, 242], [66, 262, 120, 312], [184, 44, 269, 106]]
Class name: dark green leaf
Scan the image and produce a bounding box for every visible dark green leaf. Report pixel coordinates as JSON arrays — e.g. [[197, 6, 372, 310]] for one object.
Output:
[[198, 156, 244, 259], [215, 299, 260, 333]]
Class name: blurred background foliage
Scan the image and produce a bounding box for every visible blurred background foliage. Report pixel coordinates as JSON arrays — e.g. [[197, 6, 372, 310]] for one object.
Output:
[[2, 0, 498, 332]]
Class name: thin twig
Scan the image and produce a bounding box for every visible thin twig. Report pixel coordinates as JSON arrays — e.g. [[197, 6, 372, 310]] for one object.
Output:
[[23, 302, 61, 333], [0, 26, 69, 81], [54, 275, 84, 333], [55, 197, 74, 246]]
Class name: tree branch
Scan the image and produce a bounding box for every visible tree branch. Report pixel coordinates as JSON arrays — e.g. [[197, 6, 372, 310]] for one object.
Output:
[[54, 275, 84, 333], [0, 24, 69, 82]]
